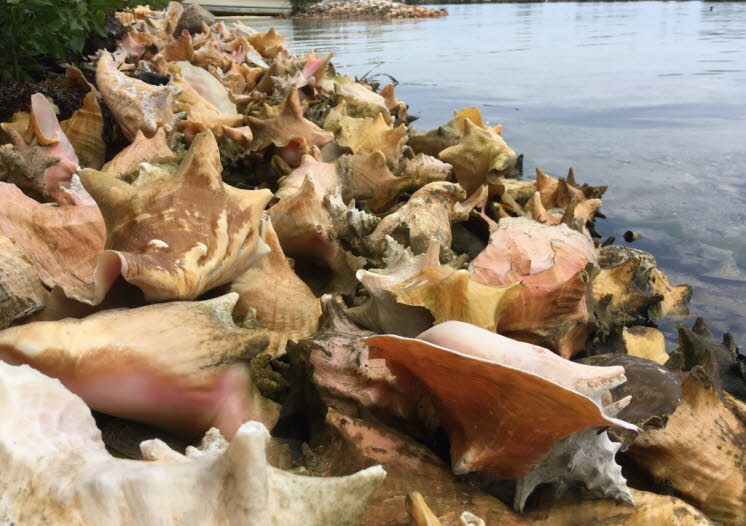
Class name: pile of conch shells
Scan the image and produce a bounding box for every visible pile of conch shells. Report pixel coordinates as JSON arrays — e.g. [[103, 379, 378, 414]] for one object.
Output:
[[301, 0, 448, 19], [0, 3, 742, 525]]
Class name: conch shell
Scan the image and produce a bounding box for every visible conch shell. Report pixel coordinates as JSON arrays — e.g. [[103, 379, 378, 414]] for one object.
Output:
[[0, 182, 105, 302], [100, 128, 179, 180], [336, 112, 407, 165], [229, 217, 322, 357], [666, 317, 745, 401], [60, 91, 106, 170], [596, 245, 692, 319], [96, 51, 175, 140], [469, 217, 597, 358], [0, 235, 48, 329], [80, 130, 272, 303], [365, 321, 635, 478], [627, 356, 746, 525], [304, 408, 528, 526], [367, 182, 484, 261], [247, 87, 333, 152], [351, 239, 523, 335], [0, 361, 384, 526], [439, 118, 517, 195], [0, 293, 279, 438], [248, 27, 287, 58], [525, 489, 714, 526]]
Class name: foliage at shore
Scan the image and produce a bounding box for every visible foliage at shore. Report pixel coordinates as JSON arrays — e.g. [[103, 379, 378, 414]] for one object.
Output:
[[0, 0, 167, 81]]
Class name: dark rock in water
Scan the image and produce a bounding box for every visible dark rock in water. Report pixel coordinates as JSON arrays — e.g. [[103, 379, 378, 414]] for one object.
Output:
[[137, 71, 170, 86], [175, 3, 216, 36], [666, 317, 746, 401]]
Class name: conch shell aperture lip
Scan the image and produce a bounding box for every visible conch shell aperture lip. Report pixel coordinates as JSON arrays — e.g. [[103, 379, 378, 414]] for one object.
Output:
[[80, 129, 272, 304], [364, 321, 636, 478]]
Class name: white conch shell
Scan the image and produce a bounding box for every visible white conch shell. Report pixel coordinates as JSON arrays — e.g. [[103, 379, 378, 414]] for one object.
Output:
[[0, 361, 385, 526]]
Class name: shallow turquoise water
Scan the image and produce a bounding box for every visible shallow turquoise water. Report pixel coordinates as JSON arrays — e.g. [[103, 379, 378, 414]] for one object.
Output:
[[234, 2, 746, 345]]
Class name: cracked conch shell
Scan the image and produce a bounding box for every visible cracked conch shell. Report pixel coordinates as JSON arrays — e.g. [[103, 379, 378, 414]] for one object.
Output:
[[523, 190, 602, 237], [229, 217, 322, 358], [0, 235, 48, 329], [96, 51, 175, 140], [304, 409, 528, 526], [60, 91, 105, 170], [596, 245, 692, 319], [80, 130, 272, 304], [525, 489, 714, 526], [367, 182, 485, 261], [469, 217, 597, 358], [364, 321, 636, 478], [0, 293, 280, 438], [247, 87, 334, 152], [0, 362, 384, 526], [351, 239, 523, 336], [100, 128, 179, 179], [439, 118, 517, 195], [0, 182, 105, 303], [626, 358, 746, 526], [336, 112, 407, 165]]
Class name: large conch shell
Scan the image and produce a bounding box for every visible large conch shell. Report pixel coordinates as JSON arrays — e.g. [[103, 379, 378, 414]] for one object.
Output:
[[365, 321, 635, 478], [367, 182, 485, 260], [525, 489, 714, 526], [248, 27, 287, 58], [100, 128, 179, 179], [96, 51, 175, 140], [0, 361, 384, 526], [0, 234, 48, 329], [229, 217, 322, 357], [0, 182, 105, 302], [171, 60, 243, 130], [407, 107, 487, 157], [304, 408, 528, 526], [626, 357, 746, 526], [247, 87, 333, 152], [0, 293, 279, 438], [439, 118, 517, 195], [351, 239, 522, 335], [80, 130, 272, 303], [469, 217, 597, 358], [60, 90, 106, 169]]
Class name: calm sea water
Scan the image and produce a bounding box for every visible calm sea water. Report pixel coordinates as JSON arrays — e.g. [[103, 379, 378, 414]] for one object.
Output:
[[234, 2, 746, 347]]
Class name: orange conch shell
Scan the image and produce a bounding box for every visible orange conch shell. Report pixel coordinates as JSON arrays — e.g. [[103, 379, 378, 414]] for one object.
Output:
[[60, 91, 105, 169], [229, 218, 322, 357], [0, 182, 104, 302], [365, 321, 635, 478], [248, 27, 287, 58], [439, 118, 517, 195], [0, 293, 279, 438], [80, 130, 272, 304], [100, 128, 179, 179], [0, 234, 48, 329], [627, 360, 746, 525], [380, 83, 407, 122], [337, 151, 409, 213], [469, 217, 597, 358], [96, 51, 175, 140]]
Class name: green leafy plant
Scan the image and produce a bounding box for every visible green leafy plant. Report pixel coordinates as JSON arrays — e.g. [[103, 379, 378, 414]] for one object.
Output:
[[0, 0, 169, 81]]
